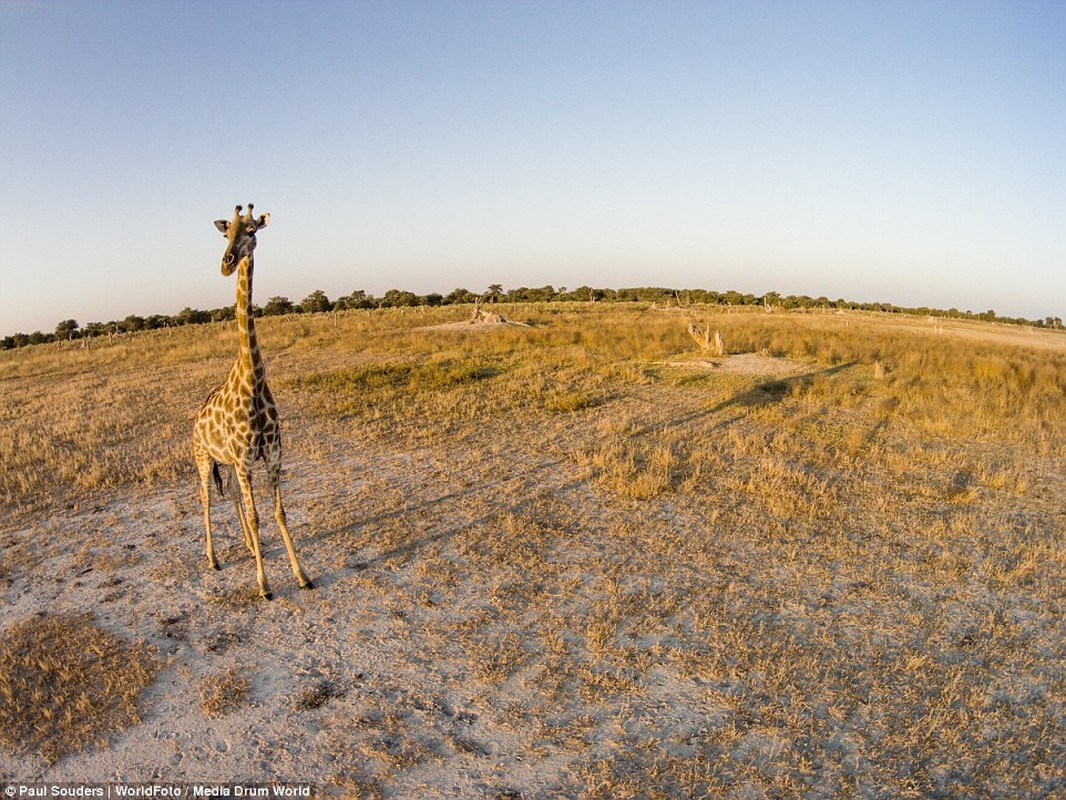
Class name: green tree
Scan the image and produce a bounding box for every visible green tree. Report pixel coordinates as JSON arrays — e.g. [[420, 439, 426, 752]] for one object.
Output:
[[263, 296, 295, 316], [445, 288, 477, 305], [174, 307, 210, 326], [120, 314, 146, 332], [55, 319, 79, 340], [211, 306, 235, 322], [300, 289, 332, 314], [337, 290, 376, 309], [381, 289, 418, 308]]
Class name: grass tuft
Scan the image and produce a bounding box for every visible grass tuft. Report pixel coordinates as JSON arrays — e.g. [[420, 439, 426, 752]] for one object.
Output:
[[293, 679, 347, 710], [0, 612, 159, 763], [198, 666, 250, 717]]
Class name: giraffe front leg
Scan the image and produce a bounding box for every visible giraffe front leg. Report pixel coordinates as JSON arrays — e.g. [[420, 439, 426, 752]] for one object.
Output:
[[234, 468, 272, 600], [270, 473, 314, 590], [197, 457, 220, 571]]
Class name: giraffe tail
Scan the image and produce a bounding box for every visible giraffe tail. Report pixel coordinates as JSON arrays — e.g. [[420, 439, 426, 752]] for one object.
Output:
[[213, 463, 240, 501], [211, 463, 225, 498]]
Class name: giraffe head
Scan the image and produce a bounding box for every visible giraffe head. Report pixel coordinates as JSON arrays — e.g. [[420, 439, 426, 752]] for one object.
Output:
[[213, 203, 270, 276]]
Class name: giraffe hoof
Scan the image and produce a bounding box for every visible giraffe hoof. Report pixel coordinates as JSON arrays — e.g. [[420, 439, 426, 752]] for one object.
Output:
[[299, 579, 315, 590], [260, 592, 273, 601], [208, 560, 220, 571]]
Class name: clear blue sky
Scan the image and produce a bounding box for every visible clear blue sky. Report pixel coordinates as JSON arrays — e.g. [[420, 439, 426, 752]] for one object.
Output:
[[2, 0, 1064, 335]]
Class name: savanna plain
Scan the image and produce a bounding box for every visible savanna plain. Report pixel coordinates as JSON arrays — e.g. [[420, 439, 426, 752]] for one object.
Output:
[[0, 303, 1063, 799]]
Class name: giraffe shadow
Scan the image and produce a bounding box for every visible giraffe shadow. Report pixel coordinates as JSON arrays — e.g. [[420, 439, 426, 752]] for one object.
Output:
[[303, 456, 566, 548], [298, 457, 570, 587], [311, 471, 592, 589], [301, 360, 860, 587], [625, 360, 860, 437], [723, 360, 858, 407]]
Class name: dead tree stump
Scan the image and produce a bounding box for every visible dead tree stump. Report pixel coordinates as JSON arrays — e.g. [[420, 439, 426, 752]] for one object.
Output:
[[687, 322, 724, 356]]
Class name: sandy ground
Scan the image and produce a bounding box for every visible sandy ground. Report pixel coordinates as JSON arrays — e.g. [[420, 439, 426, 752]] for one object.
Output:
[[3, 407, 663, 794], [1, 432, 560, 792], [421, 316, 533, 332], [664, 353, 817, 378]]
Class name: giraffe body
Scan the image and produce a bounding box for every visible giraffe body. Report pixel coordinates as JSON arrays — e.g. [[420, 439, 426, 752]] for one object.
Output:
[[192, 204, 313, 599]]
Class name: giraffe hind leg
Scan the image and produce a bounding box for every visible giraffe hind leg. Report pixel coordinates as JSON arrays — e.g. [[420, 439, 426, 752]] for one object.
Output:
[[221, 463, 255, 554]]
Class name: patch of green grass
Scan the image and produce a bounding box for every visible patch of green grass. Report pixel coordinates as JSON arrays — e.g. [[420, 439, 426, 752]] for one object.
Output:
[[299, 358, 504, 394]]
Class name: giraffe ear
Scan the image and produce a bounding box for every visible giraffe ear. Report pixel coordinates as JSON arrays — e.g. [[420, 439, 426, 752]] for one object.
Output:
[[214, 220, 229, 235], [256, 213, 270, 230]]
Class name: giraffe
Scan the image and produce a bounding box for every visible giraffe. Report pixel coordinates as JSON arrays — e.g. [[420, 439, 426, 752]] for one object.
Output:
[[192, 203, 313, 600]]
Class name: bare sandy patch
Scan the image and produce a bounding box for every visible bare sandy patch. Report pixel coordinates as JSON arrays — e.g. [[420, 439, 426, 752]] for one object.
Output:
[[665, 352, 815, 378], [420, 315, 532, 332]]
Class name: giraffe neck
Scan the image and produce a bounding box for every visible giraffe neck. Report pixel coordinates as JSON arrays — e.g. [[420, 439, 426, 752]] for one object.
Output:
[[235, 256, 263, 381]]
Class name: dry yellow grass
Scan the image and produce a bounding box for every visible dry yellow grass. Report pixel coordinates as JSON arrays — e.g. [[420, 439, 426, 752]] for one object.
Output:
[[1, 303, 1063, 794], [198, 666, 251, 717], [0, 612, 158, 763]]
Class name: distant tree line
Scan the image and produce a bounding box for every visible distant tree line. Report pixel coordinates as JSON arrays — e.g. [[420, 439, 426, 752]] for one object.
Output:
[[4, 285, 1063, 349]]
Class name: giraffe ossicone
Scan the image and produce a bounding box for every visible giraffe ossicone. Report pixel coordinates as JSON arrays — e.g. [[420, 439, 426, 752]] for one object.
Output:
[[192, 203, 313, 600]]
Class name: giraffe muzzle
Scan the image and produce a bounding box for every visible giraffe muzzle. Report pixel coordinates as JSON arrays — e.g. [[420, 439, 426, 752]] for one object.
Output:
[[221, 252, 237, 276]]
